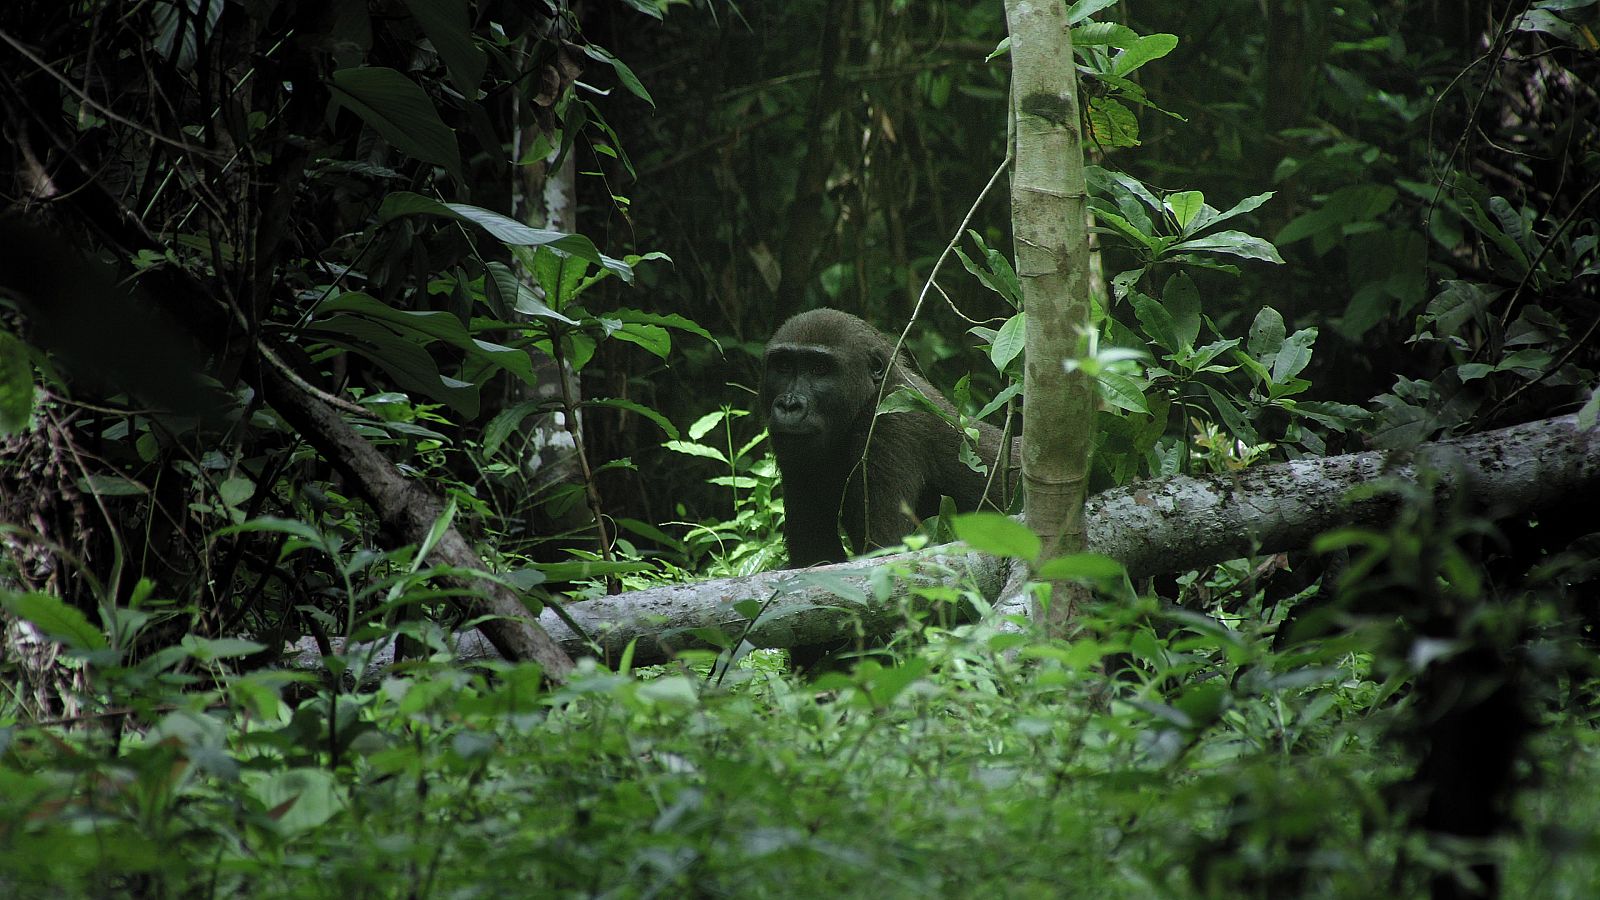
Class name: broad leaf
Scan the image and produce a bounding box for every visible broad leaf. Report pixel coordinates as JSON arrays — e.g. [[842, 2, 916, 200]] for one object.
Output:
[[585, 397, 678, 438], [399, 0, 485, 95], [330, 68, 463, 181], [377, 192, 631, 279], [990, 313, 1027, 373], [1272, 328, 1318, 383], [1111, 33, 1178, 77], [1, 590, 107, 651], [1096, 371, 1149, 413], [1170, 231, 1285, 263], [1165, 191, 1204, 229], [952, 512, 1040, 562], [1132, 293, 1183, 353]]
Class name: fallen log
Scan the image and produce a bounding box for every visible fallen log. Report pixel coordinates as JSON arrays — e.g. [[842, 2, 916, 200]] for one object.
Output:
[[285, 413, 1599, 671]]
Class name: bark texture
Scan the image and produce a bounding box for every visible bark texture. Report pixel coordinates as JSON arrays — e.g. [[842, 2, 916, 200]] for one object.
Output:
[[1004, 0, 1096, 630], [261, 364, 576, 680]]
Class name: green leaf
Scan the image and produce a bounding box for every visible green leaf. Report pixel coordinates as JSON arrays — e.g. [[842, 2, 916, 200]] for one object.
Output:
[[617, 0, 664, 19], [857, 657, 929, 707], [1291, 401, 1369, 431], [321, 292, 471, 344], [1169, 231, 1285, 263], [610, 323, 671, 359], [77, 474, 148, 496], [399, 0, 485, 95], [329, 68, 463, 181], [664, 440, 728, 463], [218, 475, 254, 508], [1, 590, 107, 651], [1184, 338, 1240, 373], [1091, 209, 1163, 253], [1085, 97, 1140, 149], [482, 400, 541, 457], [217, 515, 328, 547], [250, 768, 346, 838], [1036, 553, 1125, 582], [1066, 0, 1120, 26], [524, 244, 587, 307], [0, 330, 34, 435], [307, 315, 480, 416], [377, 192, 631, 280], [585, 397, 678, 438], [1072, 20, 1139, 46], [616, 518, 685, 552], [533, 559, 654, 582], [610, 309, 715, 346], [1162, 273, 1201, 349], [637, 675, 699, 709], [467, 338, 539, 387], [1131, 293, 1182, 352], [182, 635, 267, 661], [581, 45, 654, 107], [990, 313, 1026, 373], [1187, 191, 1273, 234], [1421, 281, 1496, 337], [1272, 328, 1318, 382], [1096, 370, 1149, 413], [1275, 185, 1397, 246], [687, 410, 727, 441], [1247, 306, 1286, 362], [878, 387, 958, 428], [955, 237, 1022, 307], [951, 512, 1040, 562], [1165, 191, 1204, 229], [1199, 382, 1259, 444], [974, 382, 1024, 421], [1111, 33, 1179, 77]]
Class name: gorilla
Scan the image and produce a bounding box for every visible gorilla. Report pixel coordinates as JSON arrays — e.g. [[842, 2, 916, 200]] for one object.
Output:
[[762, 308, 1018, 566]]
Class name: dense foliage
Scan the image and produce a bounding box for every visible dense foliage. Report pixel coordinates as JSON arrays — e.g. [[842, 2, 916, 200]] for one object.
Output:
[[1, 0, 1597, 896]]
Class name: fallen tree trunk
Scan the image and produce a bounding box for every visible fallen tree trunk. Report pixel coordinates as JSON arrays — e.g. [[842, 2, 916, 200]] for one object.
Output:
[[260, 363, 577, 680], [286, 414, 1599, 671]]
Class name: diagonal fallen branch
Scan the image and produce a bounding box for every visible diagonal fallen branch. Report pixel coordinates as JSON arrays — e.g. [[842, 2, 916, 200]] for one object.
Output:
[[285, 414, 1599, 672]]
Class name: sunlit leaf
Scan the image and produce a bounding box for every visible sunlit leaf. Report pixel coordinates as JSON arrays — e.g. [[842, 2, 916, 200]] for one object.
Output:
[[951, 512, 1040, 562]]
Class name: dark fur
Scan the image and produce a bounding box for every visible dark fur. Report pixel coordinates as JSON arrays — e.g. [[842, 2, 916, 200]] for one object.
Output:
[[762, 309, 1017, 566]]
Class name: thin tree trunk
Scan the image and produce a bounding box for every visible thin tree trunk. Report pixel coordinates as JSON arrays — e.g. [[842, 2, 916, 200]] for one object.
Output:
[[1004, 0, 1096, 632]]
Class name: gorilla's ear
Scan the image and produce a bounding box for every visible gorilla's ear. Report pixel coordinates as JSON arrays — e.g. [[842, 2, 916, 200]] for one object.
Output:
[[868, 348, 889, 383]]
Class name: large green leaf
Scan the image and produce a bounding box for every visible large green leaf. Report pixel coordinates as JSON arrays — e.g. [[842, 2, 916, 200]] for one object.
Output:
[[610, 309, 716, 346], [1111, 33, 1178, 77], [1170, 231, 1285, 263], [377, 193, 632, 279], [399, 0, 485, 95], [1132, 293, 1183, 353], [951, 513, 1040, 562], [320, 292, 470, 344], [330, 68, 463, 181], [989, 313, 1027, 373], [1, 590, 107, 652], [308, 316, 480, 417]]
